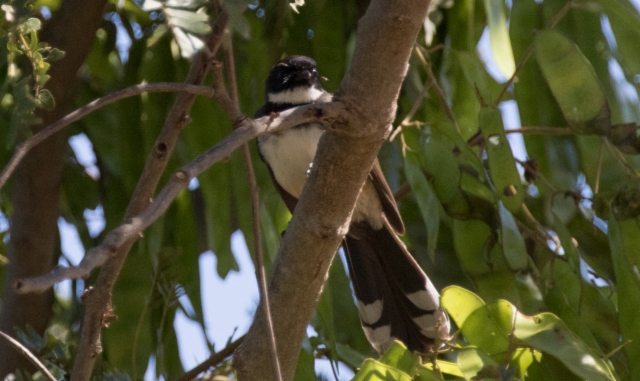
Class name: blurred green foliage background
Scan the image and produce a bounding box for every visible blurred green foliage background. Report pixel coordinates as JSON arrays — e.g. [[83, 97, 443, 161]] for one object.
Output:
[[1, 0, 640, 379]]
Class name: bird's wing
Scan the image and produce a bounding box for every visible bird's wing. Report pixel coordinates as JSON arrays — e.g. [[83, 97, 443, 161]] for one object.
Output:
[[369, 159, 405, 235]]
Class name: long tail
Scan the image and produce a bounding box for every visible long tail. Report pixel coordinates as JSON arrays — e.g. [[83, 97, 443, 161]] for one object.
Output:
[[343, 221, 450, 354]]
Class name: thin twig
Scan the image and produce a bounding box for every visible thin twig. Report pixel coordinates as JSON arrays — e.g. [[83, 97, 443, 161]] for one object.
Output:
[[172, 336, 245, 381], [0, 83, 216, 190], [223, 38, 283, 381], [594, 138, 604, 194], [604, 137, 638, 178], [469, 126, 575, 146], [515, 158, 558, 192], [496, 0, 576, 103], [389, 77, 433, 141], [0, 331, 56, 381], [602, 339, 632, 361], [414, 46, 461, 133], [70, 9, 230, 381], [505, 126, 574, 135], [496, 45, 534, 104], [393, 182, 412, 201]]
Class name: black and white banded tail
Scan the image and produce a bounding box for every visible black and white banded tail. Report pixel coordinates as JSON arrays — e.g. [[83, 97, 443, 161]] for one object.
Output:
[[343, 221, 450, 354]]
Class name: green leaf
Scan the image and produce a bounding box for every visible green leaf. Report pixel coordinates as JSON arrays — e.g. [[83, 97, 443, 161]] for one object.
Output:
[[534, 29, 610, 134], [596, 0, 640, 79], [294, 336, 316, 381], [379, 341, 420, 375], [420, 360, 465, 378], [479, 106, 524, 212], [553, 213, 580, 270], [19, 17, 42, 34], [404, 158, 439, 261], [352, 359, 413, 381], [609, 215, 640, 378], [7, 40, 20, 53], [483, 0, 515, 77], [443, 287, 516, 361], [422, 138, 460, 204], [37, 89, 55, 111], [335, 343, 368, 370], [498, 202, 529, 271], [45, 48, 65, 62], [454, 49, 503, 104], [164, 8, 211, 35], [514, 312, 617, 381], [457, 347, 502, 380]]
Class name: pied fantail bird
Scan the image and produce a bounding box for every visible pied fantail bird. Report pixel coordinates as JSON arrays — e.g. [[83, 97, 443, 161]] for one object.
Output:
[[256, 55, 450, 354]]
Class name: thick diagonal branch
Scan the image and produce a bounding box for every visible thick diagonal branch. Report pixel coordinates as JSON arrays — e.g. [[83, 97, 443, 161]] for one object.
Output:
[[233, 0, 431, 379]]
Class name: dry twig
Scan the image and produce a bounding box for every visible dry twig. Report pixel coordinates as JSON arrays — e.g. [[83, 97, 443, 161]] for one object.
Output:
[[0, 331, 56, 381]]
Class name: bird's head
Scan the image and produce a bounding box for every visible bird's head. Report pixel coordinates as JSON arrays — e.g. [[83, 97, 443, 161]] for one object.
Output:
[[265, 55, 325, 105]]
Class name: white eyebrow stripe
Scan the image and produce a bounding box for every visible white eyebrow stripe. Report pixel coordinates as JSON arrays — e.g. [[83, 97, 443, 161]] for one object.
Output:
[[268, 86, 324, 104]]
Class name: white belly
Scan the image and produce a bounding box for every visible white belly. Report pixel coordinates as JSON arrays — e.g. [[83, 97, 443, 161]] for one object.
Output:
[[259, 123, 384, 229], [258, 124, 325, 198]]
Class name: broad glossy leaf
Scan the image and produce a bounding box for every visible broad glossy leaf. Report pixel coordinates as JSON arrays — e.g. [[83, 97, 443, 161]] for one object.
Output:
[[442, 286, 513, 359], [451, 220, 521, 304], [420, 360, 464, 378], [534, 30, 610, 134], [379, 341, 420, 375], [457, 346, 502, 380], [351, 359, 412, 381], [514, 312, 617, 381]]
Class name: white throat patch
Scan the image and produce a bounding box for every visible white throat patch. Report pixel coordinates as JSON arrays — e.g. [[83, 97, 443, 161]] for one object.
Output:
[[268, 86, 324, 104]]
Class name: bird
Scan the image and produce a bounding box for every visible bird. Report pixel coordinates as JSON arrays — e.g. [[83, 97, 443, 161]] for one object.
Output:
[[256, 55, 450, 354]]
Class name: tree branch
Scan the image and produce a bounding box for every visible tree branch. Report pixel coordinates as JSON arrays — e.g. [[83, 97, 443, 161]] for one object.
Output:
[[69, 8, 230, 380], [0, 331, 56, 381], [14, 101, 347, 294], [233, 0, 430, 379], [0, 83, 217, 190], [222, 37, 283, 381], [0, 0, 109, 377], [171, 336, 244, 381]]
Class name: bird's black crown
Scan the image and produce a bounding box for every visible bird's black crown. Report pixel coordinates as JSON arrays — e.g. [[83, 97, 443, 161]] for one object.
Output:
[[265, 55, 322, 98]]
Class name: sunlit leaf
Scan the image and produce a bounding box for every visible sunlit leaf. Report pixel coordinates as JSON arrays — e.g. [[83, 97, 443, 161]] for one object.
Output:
[[378, 341, 420, 375], [483, 0, 515, 77], [351, 359, 413, 381]]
